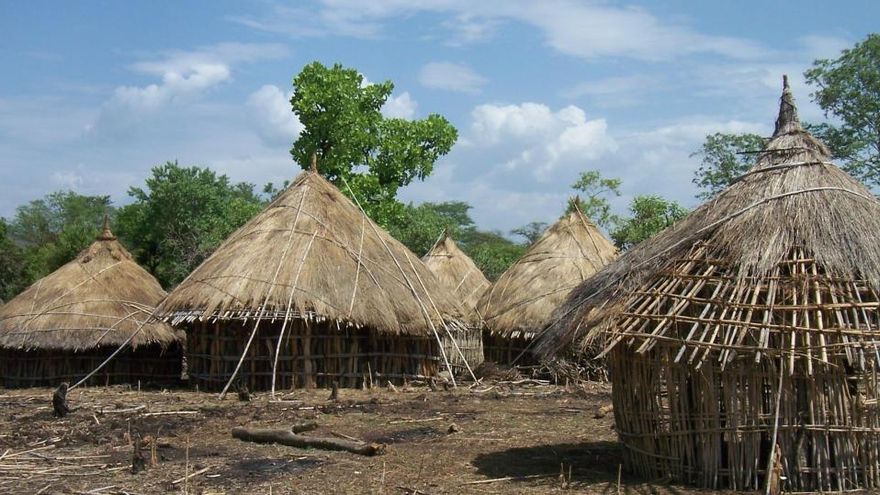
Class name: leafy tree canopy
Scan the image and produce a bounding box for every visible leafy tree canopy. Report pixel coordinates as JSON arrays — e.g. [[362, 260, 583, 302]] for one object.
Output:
[[510, 221, 548, 245], [8, 191, 112, 284], [290, 62, 458, 227], [387, 201, 525, 281], [610, 195, 688, 250], [0, 219, 27, 301], [115, 161, 264, 288], [805, 33, 880, 186], [690, 132, 765, 199], [568, 170, 621, 228]]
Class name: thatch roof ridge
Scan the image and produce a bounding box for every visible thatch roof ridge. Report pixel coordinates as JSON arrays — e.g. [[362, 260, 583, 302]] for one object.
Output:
[[477, 208, 618, 338], [0, 233, 179, 351], [422, 232, 490, 323], [537, 77, 880, 356], [156, 170, 465, 335]]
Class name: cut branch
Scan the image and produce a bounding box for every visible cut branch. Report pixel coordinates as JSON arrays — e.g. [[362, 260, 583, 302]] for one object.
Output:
[[231, 425, 384, 456]]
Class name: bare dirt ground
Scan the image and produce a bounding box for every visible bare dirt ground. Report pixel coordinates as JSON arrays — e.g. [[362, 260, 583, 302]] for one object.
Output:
[[0, 381, 726, 494]]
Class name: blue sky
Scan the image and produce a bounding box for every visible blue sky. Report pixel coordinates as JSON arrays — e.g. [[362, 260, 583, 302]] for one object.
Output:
[[1, 1, 877, 234]]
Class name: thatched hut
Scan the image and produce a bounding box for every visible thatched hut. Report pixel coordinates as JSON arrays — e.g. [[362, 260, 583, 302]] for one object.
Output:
[[478, 207, 617, 364], [422, 231, 490, 325], [0, 219, 182, 387], [156, 165, 482, 392], [537, 77, 880, 492]]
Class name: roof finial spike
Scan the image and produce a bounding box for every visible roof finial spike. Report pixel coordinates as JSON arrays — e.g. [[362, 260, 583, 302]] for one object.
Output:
[[774, 74, 801, 136], [569, 195, 583, 215], [98, 214, 116, 241], [310, 153, 318, 172]]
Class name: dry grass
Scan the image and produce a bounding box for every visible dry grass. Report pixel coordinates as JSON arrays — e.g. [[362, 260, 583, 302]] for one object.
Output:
[[0, 225, 178, 351], [422, 233, 490, 325], [479, 209, 617, 341], [539, 77, 880, 358], [157, 170, 467, 338]]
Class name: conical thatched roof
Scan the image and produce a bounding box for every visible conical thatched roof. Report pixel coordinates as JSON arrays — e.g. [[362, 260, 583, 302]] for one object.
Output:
[[477, 208, 618, 339], [156, 169, 466, 335], [0, 219, 179, 351], [538, 76, 880, 360], [422, 231, 490, 323]]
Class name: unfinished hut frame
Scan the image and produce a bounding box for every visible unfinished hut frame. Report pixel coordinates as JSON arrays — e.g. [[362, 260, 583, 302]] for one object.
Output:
[[539, 77, 880, 492], [157, 164, 482, 393], [0, 218, 182, 388]]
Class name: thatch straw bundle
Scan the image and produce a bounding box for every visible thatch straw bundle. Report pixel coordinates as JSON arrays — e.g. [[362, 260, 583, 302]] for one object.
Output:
[[478, 208, 617, 364], [157, 167, 482, 392], [422, 231, 490, 325], [0, 219, 181, 387], [538, 77, 880, 491]]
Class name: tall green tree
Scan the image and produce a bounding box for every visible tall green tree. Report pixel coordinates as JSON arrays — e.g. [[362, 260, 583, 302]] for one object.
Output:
[[386, 200, 524, 280], [568, 170, 621, 228], [691, 132, 765, 199], [290, 62, 458, 227], [461, 230, 526, 281], [610, 195, 688, 250], [8, 191, 112, 282], [0, 219, 27, 301], [115, 161, 264, 288], [510, 221, 548, 245], [388, 201, 470, 257], [805, 33, 880, 186]]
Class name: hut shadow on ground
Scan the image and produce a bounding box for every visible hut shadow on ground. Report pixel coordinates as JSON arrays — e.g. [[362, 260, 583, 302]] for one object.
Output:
[[472, 441, 692, 494]]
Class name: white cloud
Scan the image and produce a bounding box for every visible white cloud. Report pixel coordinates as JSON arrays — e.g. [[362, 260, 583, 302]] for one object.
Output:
[[441, 14, 500, 45], [50, 169, 84, 190], [419, 62, 487, 93], [798, 35, 851, 60], [470, 102, 617, 181], [110, 63, 231, 112], [247, 85, 304, 147], [231, 1, 769, 62], [560, 74, 661, 108], [91, 43, 289, 134], [382, 91, 417, 119]]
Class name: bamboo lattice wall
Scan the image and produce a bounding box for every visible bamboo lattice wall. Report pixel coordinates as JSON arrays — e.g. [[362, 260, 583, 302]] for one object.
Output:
[[609, 242, 880, 491], [0, 344, 182, 388]]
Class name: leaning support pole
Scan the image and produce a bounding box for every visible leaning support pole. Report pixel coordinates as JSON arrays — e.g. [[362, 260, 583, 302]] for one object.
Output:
[[341, 176, 460, 386], [270, 186, 311, 398], [69, 315, 150, 391], [764, 359, 786, 495], [221, 186, 304, 399]]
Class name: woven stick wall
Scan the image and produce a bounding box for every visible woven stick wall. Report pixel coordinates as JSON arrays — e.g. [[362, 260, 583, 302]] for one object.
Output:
[[478, 208, 617, 364], [0, 345, 182, 388], [158, 167, 482, 391], [186, 319, 440, 390], [537, 77, 880, 491], [610, 242, 880, 491]]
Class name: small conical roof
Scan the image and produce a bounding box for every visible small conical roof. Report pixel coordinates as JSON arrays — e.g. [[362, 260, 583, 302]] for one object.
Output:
[[422, 231, 490, 324], [0, 219, 179, 351], [538, 76, 880, 359], [156, 169, 465, 335], [478, 208, 618, 338]]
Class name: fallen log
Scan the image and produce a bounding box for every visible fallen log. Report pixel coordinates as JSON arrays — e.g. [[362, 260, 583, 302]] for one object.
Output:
[[231, 426, 384, 456]]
